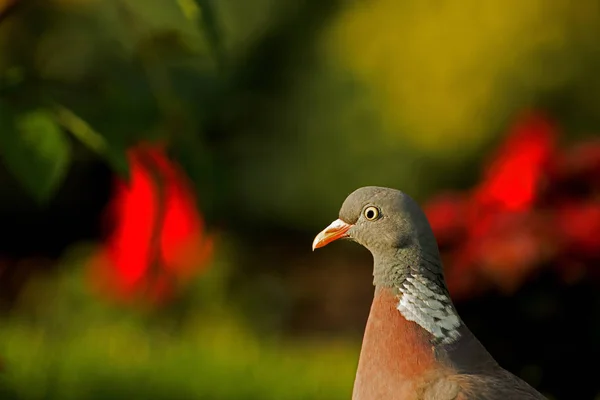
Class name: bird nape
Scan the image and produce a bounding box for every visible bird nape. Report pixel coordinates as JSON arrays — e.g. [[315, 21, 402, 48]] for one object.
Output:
[[312, 186, 547, 400]]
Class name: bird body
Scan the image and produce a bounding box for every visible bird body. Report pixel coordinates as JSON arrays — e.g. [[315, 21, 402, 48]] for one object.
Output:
[[313, 187, 546, 400]]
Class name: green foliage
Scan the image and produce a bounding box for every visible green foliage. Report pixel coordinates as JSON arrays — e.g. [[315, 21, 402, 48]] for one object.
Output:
[[0, 0, 229, 199], [0, 106, 71, 203], [193, 0, 225, 67], [1, 0, 600, 223]]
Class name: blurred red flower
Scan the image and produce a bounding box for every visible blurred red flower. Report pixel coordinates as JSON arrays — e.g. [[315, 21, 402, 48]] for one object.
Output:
[[423, 194, 468, 248], [88, 143, 213, 305], [426, 111, 599, 300], [474, 111, 557, 212], [555, 202, 600, 258], [562, 140, 600, 183]]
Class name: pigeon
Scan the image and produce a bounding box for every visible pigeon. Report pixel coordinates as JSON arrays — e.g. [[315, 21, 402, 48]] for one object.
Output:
[[312, 186, 547, 400]]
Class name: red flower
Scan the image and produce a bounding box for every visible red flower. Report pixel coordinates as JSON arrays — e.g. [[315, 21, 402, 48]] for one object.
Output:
[[555, 201, 600, 258], [88, 143, 213, 305], [443, 211, 551, 299], [424, 193, 468, 248], [472, 213, 549, 292], [550, 140, 600, 201], [427, 111, 561, 298], [564, 140, 600, 181], [474, 111, 557, 212]]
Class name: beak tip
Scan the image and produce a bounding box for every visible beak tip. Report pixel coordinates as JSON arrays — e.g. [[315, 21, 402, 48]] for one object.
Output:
[[311, 219, 352, 253], [311, 238, 320, 252]]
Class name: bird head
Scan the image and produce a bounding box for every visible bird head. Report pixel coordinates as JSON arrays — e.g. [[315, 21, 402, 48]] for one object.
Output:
[[313, 186, 460, 343], [312, 186, 438, 257]]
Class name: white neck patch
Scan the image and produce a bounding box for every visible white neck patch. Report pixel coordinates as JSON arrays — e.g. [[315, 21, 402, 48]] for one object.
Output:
[[396, 275, 461, 344]]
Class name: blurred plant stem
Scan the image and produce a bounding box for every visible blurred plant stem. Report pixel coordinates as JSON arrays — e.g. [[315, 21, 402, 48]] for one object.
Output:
[[53, 104, 107, 154]]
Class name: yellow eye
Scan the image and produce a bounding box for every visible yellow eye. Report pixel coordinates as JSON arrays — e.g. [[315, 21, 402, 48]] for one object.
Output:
[[364, 206, 380, 221]]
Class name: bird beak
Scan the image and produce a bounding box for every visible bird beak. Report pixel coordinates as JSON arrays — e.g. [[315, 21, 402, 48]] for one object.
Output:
[[312, 219, 353, 251]]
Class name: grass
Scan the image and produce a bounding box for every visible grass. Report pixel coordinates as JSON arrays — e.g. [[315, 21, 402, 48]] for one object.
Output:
[[0, 316, 358, 400], [0, 242, 359, 400]]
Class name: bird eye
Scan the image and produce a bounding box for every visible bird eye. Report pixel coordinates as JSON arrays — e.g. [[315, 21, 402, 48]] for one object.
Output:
[[363, 206, 380, 221]]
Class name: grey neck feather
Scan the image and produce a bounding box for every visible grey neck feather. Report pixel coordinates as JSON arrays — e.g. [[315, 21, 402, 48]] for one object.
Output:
[[373, 245, 462, 345]]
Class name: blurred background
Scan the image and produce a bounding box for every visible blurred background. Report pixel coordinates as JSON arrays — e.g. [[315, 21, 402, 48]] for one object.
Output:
[[0, 0, 598, 399]]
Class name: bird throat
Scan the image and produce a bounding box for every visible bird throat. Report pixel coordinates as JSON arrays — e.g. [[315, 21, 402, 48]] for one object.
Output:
[[372, 249, 462, 345]]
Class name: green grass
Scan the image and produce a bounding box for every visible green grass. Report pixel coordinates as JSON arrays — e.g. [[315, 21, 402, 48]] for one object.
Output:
[[0, 242, 359, 400], [0, 316, 358, 400]]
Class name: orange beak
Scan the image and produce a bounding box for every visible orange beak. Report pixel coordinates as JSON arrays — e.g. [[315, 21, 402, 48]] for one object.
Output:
[[312, 219, 353, 251]]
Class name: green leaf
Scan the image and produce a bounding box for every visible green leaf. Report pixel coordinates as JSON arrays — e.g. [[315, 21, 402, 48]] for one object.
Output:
[[49, 62, 162, 148], [193, 0, 225, 67], [53, 105, 107, 154], [51, 104, 130, 181], [0, 107, 72, 204]]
